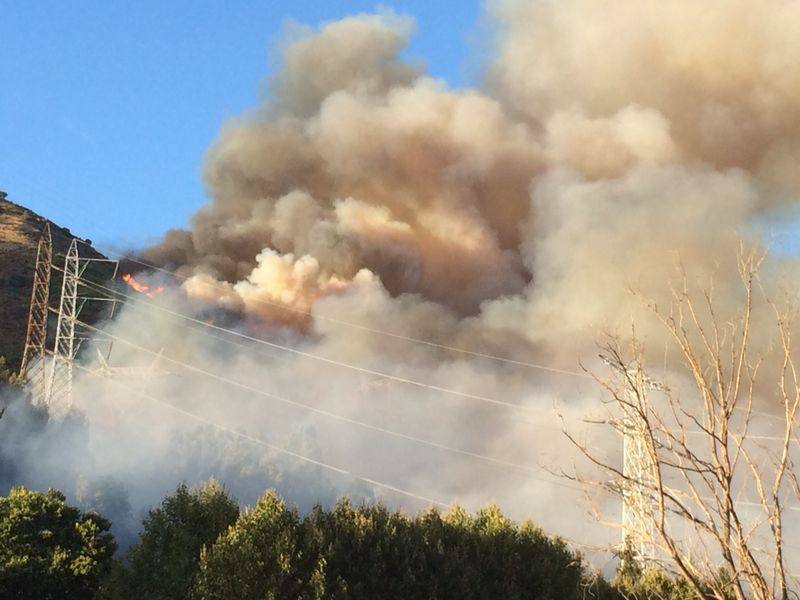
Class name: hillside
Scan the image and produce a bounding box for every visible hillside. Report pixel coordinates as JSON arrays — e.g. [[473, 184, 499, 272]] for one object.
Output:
[[0, 190, 108, 370]]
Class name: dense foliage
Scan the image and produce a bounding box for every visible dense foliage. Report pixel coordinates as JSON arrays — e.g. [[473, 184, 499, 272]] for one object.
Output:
[[193, 490, 319, 599], [0, 486, 116, 599], [193, 493, 587, 599], [106, 480, 239, 600], [610, 547, 736, 600], [0, 482, 722, 599]]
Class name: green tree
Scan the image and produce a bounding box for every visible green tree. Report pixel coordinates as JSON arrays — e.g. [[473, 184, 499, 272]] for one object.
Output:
[[194, 494, 590, 599], [408, 503, 586, 599], [301, 498, 421, 598], [192, 490, 324, 600], [613, 563, 701, 600], [610, 548, 733, 600], [0, 486, 116, 599], [117, 479, 239, 600]]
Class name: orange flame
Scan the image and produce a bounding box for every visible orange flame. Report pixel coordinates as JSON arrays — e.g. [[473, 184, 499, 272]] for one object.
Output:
[[122, 273, 165, 299]]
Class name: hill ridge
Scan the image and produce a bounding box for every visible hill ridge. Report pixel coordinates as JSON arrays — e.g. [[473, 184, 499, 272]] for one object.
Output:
[[0, 190, 107, 370]]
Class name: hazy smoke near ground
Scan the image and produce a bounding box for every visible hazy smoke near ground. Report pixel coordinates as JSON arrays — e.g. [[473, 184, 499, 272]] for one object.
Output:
[[7, 0, 800, 567]]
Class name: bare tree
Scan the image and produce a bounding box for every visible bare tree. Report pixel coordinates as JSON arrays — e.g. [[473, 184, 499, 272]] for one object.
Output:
[[566, 251, 800, 600]]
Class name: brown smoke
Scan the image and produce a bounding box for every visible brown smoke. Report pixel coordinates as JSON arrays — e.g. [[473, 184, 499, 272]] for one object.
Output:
[[146, 1, 800, 365]]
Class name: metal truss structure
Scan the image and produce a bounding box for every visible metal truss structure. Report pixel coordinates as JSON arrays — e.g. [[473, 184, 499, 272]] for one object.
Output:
[[46, 239, 80, 411], [20, 226, 120, 414], [600, 354, 669, 565], [20, 223, 52, 406]]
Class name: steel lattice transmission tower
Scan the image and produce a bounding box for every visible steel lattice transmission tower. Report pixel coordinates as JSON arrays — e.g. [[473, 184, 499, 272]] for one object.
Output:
[[601, 354, 668, 565], [20, 223, 53, 406], [47, 239, 80, 411], [20, 228, 120, 414], [621, 402, 656, 562]]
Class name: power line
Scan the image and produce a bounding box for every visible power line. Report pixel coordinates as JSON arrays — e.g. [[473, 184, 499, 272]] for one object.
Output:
[[70, 274, 800, 448], [69, 278, 603, 484], [66, 271, 800, 447], [67, 271, 800, 446], [68, 273, 544, 414], [53, 247, 800, 496], [72, 363, 450, 508], [74, 318, 587, 488], [64, 367, 800, 561], [96, 271, 800, 490], [30, 194, 800, 569], [58, 251, 798, 436], [68, 238, 590, 378], [81, 315, 799, 509]]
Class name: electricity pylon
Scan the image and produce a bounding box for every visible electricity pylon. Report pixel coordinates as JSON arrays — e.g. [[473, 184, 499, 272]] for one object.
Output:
[[20, 228, 121, 414], [44, 238, 121, 413], [621, 403, 656, 563], [20, 223, 52, 406], [47, 239, 80, 411], [600, 354, 668, 565]]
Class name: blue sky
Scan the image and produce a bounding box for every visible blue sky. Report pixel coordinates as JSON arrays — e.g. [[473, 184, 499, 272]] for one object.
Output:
[[0, 1, 483, 249]]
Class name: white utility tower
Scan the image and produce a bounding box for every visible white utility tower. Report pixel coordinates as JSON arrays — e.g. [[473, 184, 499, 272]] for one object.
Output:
[[47, 239, 80, 410], [20, 223, 52, 406], [601, 354, 668, 565], [20, 227, 119, 413]]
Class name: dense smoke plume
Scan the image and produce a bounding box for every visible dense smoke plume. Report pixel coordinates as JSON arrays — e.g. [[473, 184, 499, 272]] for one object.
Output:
[[6, 0, 800, 566], [146, 2, 800, 357]]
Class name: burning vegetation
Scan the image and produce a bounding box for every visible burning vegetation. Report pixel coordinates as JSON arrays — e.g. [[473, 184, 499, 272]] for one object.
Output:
[[121, 273, 164, 299]]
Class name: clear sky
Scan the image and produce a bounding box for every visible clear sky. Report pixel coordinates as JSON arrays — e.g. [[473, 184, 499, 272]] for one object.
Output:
[[0, 1, 483, 249]]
